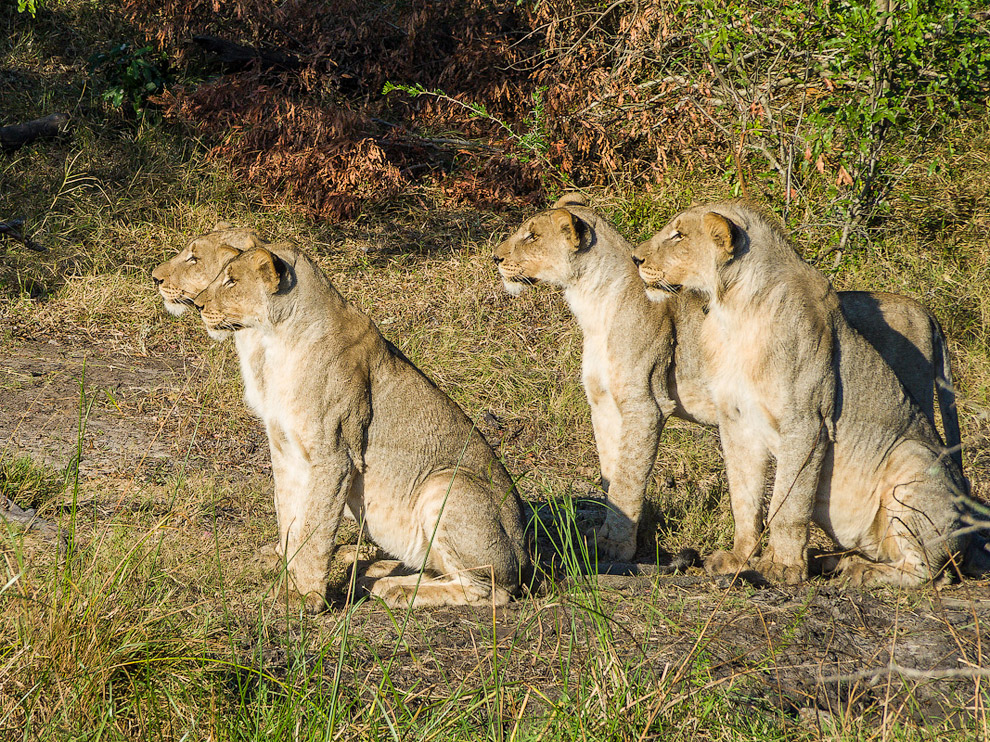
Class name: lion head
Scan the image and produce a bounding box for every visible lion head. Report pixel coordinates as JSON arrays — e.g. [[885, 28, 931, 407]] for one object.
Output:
[[493, 194, 592, 295], [195, 247, 285, 341], [152, 223, 263, 316], [632, 207, 742, 302]]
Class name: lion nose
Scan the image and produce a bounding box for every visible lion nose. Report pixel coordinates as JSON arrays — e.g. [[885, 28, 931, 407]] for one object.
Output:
[[192, 295, 206, 310], [631, 254, 644, 267], [492, 254, 504, 265]]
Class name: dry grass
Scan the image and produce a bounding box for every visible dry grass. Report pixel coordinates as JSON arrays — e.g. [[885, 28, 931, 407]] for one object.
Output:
[[2, 2, 990, 739]]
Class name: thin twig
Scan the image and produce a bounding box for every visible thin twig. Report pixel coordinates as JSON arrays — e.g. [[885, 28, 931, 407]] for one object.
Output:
[[823, 660, 990, 685]]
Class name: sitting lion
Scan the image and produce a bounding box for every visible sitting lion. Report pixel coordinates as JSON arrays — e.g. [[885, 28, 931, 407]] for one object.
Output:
[[631, 201, 969, 585], [152, 224, 295, 420], [151, 222, 264, 317], [153, 226, 373, 568], [494, 194, 963, 563], [193, 246, 531, 609]]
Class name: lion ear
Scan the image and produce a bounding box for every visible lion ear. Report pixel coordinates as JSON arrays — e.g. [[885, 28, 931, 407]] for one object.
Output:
[[550, 208, 583, 250], [212, 221, 233, 232], [222, 230, 263, 251], [216, 244, 242, 264], [704, 212, 738, 262], [553, 192, 588, 209], [244, 248, 281, 294]]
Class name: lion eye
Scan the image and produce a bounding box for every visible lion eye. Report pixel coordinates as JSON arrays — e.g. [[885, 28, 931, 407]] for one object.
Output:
[[669, 230, 682, 241], [186, 254, 198, 263], [223, 276, 235, 287]]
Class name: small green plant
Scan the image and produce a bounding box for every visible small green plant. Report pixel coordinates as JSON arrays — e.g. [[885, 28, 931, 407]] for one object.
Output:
[[0, 455, 64, 510], [16, 0, 43, 16], [384, 81, 549, 161], [383, 80, 566, 190], [88, 43, 168, 118]]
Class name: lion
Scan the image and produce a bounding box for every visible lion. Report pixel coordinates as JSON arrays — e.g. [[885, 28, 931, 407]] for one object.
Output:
[[151, 222, 264, 317], [152, 225, 366, 564], [193, 246, 532, 609], [493, 194, 963, 564], [631, 201, 969, 585]]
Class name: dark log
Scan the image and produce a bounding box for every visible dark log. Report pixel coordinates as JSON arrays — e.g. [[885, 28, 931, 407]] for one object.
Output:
[[192, 35, 301, 72], [0, 218, 45, 251], [0, 113, 70, 153]]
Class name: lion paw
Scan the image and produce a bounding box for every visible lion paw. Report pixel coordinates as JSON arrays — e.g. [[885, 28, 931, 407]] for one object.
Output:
[[593, 523, 637, 562], [756, 556, 806, 585], [370, 581, 414, 608], [838, 560, 872, 587], [255, 542, 284, 574], [705, 549, 749, 576], [284, 586, 331, 614]]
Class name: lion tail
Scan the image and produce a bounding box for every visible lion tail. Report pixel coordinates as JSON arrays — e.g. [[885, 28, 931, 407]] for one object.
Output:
[[931, 314, 964, 477]]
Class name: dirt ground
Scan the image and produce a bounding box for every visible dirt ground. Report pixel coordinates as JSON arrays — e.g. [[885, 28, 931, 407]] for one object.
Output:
[[2, 334, 989, 728]]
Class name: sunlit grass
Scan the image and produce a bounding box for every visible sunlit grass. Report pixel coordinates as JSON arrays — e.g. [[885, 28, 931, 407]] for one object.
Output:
[[1, 2, 989, 739]]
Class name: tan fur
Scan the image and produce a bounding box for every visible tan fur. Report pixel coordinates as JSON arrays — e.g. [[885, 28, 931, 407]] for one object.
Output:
[[152, 226, 357, 559], [631, 202, 968, 585], [151, 223, 264, 316], [195, 246, 531, 610], [495, 194, 964, 564]]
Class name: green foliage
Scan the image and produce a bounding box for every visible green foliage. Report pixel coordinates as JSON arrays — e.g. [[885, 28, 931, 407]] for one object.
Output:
[[690, 0, 990, 239], [809, 0, 990, 221], [88, 43, 168, 118], [16, 0, 43, 16]]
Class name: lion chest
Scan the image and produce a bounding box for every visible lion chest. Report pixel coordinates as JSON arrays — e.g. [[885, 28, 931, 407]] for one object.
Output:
[[235, 330, 267, 417], [581, 332, 614, 404], [252, 336, 325, 439], [568, 285, 627, 404], [702, 308, 782, 446]]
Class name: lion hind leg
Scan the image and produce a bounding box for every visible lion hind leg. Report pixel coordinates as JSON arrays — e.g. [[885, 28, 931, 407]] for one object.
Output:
[[386, 472, 527, 604], [836, 554, 932, 587], [833, 479, 961, 588], [857, 442, 966, 585], [370, 572, 511, 608]]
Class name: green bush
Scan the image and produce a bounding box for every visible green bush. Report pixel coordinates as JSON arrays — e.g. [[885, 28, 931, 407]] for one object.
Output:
[[89, 43, 168, 118], [695, 0, 990, 239]]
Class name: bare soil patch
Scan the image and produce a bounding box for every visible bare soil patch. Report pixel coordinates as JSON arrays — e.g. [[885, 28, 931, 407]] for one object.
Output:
[[0, 337, 268, 481]]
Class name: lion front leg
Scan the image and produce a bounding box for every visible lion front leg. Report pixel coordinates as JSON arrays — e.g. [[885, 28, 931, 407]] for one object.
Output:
[[708, 417, 768, 577], [593, 394, 663, 563], [585, 372, 621, 495], [758, 420, 828, 584], [271, 429, 354, 612]]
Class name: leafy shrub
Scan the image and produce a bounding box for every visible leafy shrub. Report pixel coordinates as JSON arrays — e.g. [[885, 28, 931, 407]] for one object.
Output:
[[117, 0, 989, 225], [89, 43, 168, 118]]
